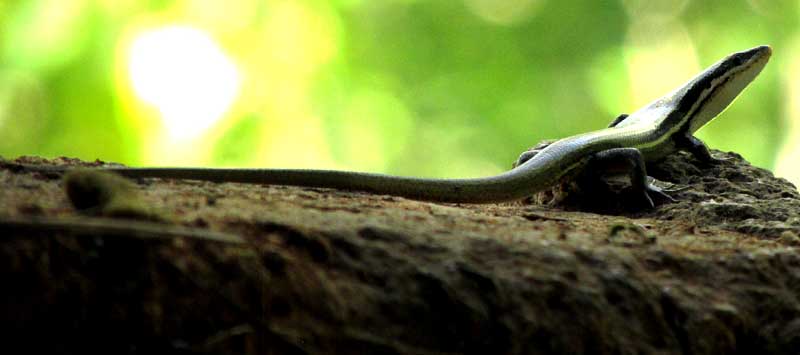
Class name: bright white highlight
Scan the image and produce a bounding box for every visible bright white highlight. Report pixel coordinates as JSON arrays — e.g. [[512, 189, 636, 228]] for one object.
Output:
[[128, 26, 240, 140]]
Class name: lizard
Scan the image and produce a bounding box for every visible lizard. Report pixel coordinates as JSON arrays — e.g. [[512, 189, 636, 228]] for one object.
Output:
[[7, 45, 772, 205]]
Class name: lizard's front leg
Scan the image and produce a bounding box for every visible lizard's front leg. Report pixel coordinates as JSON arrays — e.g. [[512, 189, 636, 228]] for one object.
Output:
[[583, 148, 674, 209], [674, 133, 728, 165]]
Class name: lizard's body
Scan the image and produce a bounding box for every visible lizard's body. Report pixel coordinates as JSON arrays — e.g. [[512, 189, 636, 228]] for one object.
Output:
[[15, 46, 772, 204]]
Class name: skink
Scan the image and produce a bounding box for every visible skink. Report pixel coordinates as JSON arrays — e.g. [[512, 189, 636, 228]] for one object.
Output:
[[13, 46, 772, 204]]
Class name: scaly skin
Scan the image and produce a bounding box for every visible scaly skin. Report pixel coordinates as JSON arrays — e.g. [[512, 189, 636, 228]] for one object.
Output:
[[13, 46, 772, 204]]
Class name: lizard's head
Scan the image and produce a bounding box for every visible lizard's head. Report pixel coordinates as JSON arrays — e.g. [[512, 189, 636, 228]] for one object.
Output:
[[679, 45, 772, 134]]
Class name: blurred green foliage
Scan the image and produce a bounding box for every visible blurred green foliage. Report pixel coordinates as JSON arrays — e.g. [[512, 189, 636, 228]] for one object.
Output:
[[0, 0, 795, 182]]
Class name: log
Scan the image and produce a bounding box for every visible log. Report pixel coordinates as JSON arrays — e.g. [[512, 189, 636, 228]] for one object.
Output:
[[1, 152, 799, 354]]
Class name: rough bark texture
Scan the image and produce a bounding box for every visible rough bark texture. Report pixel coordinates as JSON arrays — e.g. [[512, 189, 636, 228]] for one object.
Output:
[[1, 151, 799, 354]]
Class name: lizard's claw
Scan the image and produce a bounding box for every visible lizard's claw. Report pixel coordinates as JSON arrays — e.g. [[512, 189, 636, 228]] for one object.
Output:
[[643, 183, 675, 208], [661, 183, 692, 194]]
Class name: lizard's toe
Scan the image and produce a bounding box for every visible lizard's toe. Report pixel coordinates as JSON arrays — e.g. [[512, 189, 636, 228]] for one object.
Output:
[[644, 183, 675, 207]]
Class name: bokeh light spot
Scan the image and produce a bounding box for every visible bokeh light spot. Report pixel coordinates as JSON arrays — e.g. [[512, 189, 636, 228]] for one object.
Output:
[[5, 0, 90, 71], [624, 21, 698, 108], [774, 39, 800, 187], [464, 0, 542, 26], [620, 0, 688, 19], [336, 89, 413, 171], [128, 25, 240, 140]]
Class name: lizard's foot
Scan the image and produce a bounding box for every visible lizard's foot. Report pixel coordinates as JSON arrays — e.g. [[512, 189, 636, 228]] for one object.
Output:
[[588, 147, 676, 210], [659, 182, 692, 194], [642, 181, 676, 208]]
